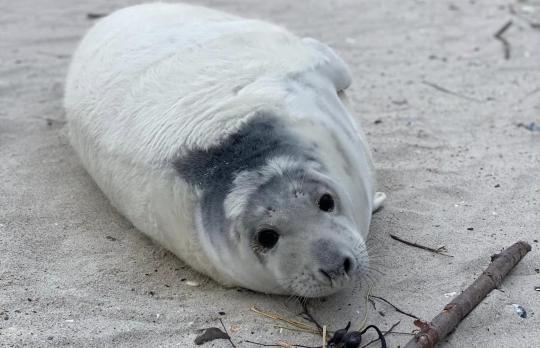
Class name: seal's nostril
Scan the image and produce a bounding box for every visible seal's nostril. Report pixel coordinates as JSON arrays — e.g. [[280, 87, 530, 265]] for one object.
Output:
[[343, 257, 352, 274], [319, 268, 332, 282]]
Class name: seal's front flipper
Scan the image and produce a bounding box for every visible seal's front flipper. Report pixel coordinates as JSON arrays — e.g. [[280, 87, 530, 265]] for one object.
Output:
[[373, 192, 386, 212]]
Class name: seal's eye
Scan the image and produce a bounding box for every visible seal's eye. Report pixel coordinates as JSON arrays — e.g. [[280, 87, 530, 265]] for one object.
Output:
[[257, 229, 279, 249], [318, 193, 335, 212]]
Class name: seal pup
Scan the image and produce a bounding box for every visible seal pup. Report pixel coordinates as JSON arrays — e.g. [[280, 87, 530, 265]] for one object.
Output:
[[64, 3, 385, 297]]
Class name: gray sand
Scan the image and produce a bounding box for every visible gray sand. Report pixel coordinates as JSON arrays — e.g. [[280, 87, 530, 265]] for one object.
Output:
[[1, 0, 539, 347]]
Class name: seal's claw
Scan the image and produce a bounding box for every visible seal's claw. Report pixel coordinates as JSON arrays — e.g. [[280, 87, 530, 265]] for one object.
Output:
[[373, 192, 386, 212]]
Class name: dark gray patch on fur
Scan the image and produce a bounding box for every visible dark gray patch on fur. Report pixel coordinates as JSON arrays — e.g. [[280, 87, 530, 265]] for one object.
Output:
[[173, 113, 315, 241]]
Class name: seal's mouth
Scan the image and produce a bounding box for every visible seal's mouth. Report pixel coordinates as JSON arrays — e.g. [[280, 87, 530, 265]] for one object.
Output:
[[317, 268, 351, 289], [284, 266, 358, 298]]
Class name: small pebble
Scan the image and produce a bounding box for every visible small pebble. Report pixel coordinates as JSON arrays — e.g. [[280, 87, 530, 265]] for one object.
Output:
[[230, 324, 241, 333], [391, 99, 408, 106], [186, 281, 199, 287], [512, 304, 527, 318], [534, 286, 540, 292], [517, 122, 540, 132], [467, 227, 474, 231]]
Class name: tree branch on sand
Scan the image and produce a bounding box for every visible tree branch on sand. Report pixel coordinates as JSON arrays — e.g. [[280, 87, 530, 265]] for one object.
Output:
[[403, 241, 531, 348]]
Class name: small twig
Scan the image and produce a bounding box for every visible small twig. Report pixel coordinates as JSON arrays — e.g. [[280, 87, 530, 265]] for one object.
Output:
[[421, 81, 483, 103], [360, 321, 401, 348], [494, 20, 513, 60], [403, 241, 531, 348], [245, 342, 281, 347], [368, 299, 377, 310], [322, 326, 327, 348], [86, 12, 108, 20], [369, 295, 420, 320], [278, 342, 294, 348], [251, 306, 318, 333], [218, 318, 237, 348], [301, 301, 323, 334], [509, 5, 540, 29], [389, 234, 453, 257], [273, 325, 319, 334], [359, 283, 374, 331], [244, 340, 321, 348]]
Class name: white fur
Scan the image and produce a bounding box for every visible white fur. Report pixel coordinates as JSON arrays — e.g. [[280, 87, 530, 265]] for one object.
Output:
[[65, 3, 383, 289]]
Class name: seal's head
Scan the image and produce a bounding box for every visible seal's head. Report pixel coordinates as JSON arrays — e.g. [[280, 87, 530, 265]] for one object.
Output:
[[175, 115, 370, 297], [224, 156, 368, 297]]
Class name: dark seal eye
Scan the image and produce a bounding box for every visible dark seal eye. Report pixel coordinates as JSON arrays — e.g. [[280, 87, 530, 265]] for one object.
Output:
[[318, 193, 335, 212], [257, 229, 279, 249]]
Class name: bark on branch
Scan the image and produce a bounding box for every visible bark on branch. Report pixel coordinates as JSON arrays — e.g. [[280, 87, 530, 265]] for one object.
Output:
[[403, 241, 532, 348]]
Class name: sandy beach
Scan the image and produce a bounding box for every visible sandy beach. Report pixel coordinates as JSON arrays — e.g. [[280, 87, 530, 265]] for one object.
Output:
[[1, 0, 539, 347]]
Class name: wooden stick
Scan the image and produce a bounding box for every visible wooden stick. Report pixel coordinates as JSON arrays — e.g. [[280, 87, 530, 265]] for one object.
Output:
[[403, 241, 531, 348]]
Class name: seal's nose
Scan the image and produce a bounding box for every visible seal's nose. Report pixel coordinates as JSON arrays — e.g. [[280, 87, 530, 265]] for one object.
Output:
[[319, 255, 354, 282], [313, 238, 357, 283]]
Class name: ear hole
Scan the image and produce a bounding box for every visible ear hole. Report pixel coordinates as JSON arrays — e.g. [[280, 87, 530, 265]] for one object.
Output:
[[318, 193, 335, 212]]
